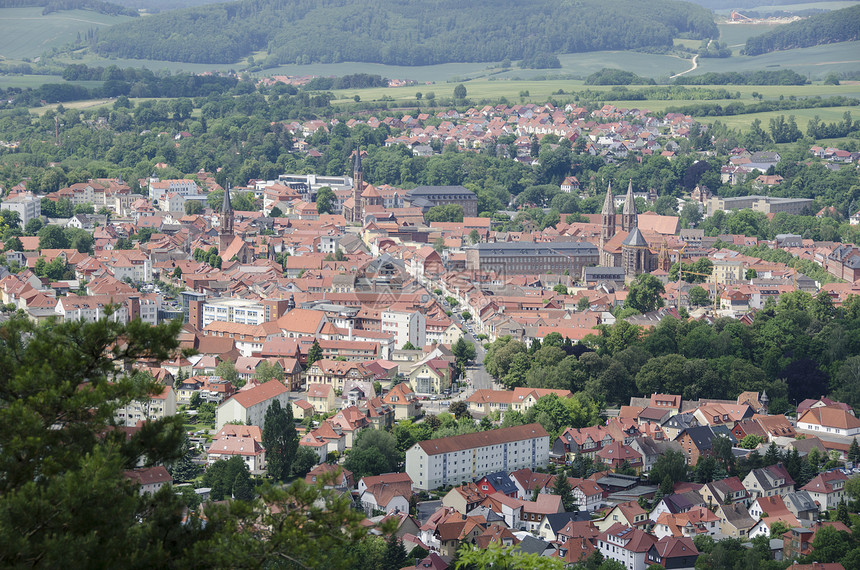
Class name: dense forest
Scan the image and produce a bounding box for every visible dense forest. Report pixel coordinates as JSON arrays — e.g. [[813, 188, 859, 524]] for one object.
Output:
[[0, 0, 138, 16], [744, 5, 860, 55], [674, 70, 809, 86], [91, 0, 718, 65]]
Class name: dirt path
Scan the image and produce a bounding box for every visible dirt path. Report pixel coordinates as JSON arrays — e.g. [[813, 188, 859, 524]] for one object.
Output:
[[671, 54, 699, 79]]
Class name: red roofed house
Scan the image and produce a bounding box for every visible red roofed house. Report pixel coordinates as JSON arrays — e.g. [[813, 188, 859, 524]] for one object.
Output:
[[797, 406, 860, 437], [123, 466, 173, 495], [215, 380, 290, 430], [646, 536, 699, 569], [597, 522, 656, 570], [802, 471, 849, 511]]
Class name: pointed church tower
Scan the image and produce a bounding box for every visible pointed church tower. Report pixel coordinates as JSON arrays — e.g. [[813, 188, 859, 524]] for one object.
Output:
[[600, 182, 616, 244], [622, 179, 637, 232], [219, 184, 234, 252], [352, 150, 364, 223], [658, 239, 671, 272]]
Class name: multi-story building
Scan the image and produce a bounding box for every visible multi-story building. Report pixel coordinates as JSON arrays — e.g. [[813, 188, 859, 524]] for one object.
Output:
[[1, 192, 40, 226], [201, 297, 288, 327], [405, 423, 550, 490], [465, 242, 598, 276], [706, 195, 814, 217], [148, 178, 200, 202], [381, 309, 426, 349], [405, 185, 478, 217], [115, 385, 176, 427], [215, 380, 290, 430]]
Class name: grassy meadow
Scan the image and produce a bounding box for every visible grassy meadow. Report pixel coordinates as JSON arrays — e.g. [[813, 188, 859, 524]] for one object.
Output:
[[0, 7, 133, 61]]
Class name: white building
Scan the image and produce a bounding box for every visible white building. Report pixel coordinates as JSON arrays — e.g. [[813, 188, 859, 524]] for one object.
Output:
[[149, 178, 199, 202], [215, 380, 290, 430], [382, 309, 426, 349], [115, 385, 176, 427], [405, 423, 550, 491], [597, 523, 656, 570], [201, 298, 272, 327], [123, 466, 173, 495], [797, 406, 860, 437], [1, 193, 40, 227]]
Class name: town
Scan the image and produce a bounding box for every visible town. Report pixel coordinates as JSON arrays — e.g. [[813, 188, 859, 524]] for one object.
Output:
[[2, 96, 860, 570]]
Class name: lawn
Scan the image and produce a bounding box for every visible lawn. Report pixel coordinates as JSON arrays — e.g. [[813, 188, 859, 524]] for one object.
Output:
[[717, 22, 783, 49], [0, 7, 133, 61]]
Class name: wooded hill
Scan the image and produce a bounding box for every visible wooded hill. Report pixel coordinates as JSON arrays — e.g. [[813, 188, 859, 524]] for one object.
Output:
[[91, 0, 718, 65], [744, 4, 860, 55]]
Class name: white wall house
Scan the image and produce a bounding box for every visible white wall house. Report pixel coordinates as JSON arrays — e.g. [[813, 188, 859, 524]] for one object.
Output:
[[115, 385, 176, 427], [797, 407, 860, 437], [1, 193, 40, 227], [215, 381, 290, 430], [405, 423, 550, 491], [382, 309, 426, 349]]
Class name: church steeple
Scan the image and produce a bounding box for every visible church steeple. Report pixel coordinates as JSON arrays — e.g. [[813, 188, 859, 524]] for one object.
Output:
[[219, 184, 234, 252], [352, 149, 364, 223], [622, 179, 637, 232], [600, 182, 616, 243]]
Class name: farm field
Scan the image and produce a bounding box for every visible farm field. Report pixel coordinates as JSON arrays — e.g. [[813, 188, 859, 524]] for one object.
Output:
[[0, 8, 133, 61], [690, 41, 860, 79], [329, 80, 860, 106], [717, 22, 782, 49], [699, 105, 857, 132]]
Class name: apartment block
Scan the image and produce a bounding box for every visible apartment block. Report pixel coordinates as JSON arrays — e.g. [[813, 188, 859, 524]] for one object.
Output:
[[405, 423, 550, 490]]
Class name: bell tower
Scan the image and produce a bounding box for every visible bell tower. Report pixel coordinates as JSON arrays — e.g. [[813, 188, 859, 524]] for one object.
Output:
[[219, 184, 234, 252], [352, 150, 364, 223]]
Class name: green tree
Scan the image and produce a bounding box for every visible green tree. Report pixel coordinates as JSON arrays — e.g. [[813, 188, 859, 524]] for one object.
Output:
[[449, 401, 471, 420], [316, 186, 335, 215], [185, 200, 204, 215], [254, 360, 284, 384], [625, 273, 665, 314], [577, 297, 591, 311], [232, 470, 254, 501], [3, 236, 23, 252], [168, 435, 202, 483], [215, 360, 242, 388], [648, 450, 688, 485], [0, 315, 189, 567], [455, 542, 562, 569], [424, 204, 464, 223], [262, 400, 299, 482], [469, 229, 480, 244], [688, 285, 710, 308], [308, 339, 323, 366], [37, 224, 70, 250], [739, 434, 765, 449], [292, 446, 319, 477], [554, 283, 568, 295], [343, 429, 399, 479], [24, 218, 43, 236], [453, 84, 467, 100], [552, 473, 578, 512], [383, 535, 409, 570]]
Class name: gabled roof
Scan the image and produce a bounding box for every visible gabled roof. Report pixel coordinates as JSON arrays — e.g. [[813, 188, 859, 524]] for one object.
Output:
[[222, 380, 288, 409]]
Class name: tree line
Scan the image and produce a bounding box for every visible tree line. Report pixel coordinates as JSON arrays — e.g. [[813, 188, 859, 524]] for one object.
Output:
[[674, 69, 809, 86], [482, 292, 860, 414], [91, 0, 717, 65], [744, 5, 860, 55]]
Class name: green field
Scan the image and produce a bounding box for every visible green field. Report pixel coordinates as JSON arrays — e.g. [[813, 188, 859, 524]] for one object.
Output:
[[699, 105, 858, 132], [717, 22, 783, 48], [0, 8, 133, 61], [691, 41, 860, 79]]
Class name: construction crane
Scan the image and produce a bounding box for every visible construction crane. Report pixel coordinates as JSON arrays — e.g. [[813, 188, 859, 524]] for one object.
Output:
[[730, 10, 754, 22]]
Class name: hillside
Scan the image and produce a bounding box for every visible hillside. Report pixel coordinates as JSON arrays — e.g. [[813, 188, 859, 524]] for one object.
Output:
[[92, 0, 718, 65], [744, 4, 860, 55], [0, 0, 137, 16]]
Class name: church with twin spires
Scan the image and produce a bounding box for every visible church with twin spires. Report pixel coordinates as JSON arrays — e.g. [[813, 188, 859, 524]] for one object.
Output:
[[599, 180, 664, 277]]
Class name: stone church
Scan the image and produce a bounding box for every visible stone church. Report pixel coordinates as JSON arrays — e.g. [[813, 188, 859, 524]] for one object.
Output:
[[599, 180, 658, 277]]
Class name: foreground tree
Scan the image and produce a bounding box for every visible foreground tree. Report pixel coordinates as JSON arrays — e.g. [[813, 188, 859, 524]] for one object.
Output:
[[262, 399, 299, 482], [625, 273, 665, 314], [0, 314, 189, 567]]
